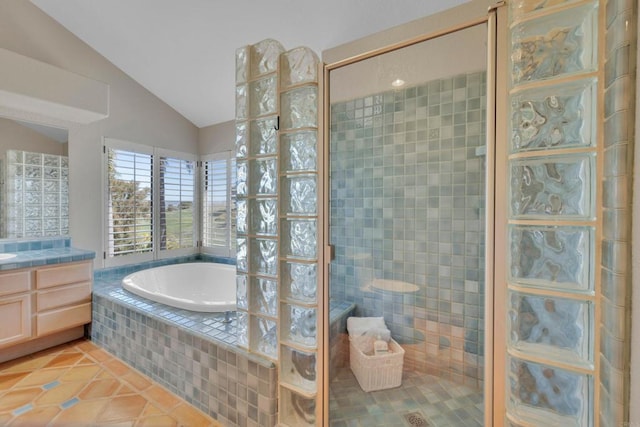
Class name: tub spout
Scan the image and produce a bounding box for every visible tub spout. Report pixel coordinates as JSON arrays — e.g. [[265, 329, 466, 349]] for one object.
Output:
[[223, 311, 233, 324]]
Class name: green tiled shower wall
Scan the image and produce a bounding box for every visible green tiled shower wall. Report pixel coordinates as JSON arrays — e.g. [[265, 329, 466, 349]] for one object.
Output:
[[505, 0, 636, 425], [330, 71, 487, 388]]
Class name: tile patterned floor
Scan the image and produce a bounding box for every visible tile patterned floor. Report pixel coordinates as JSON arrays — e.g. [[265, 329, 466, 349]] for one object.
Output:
[[0, 339, 223, 426], [329, 367, 484, 427]]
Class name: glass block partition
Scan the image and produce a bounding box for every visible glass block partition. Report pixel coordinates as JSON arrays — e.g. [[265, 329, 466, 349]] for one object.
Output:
[[505, 1, 636, 426], [236, 40, 321, 426], [4, 150, 69, 238]]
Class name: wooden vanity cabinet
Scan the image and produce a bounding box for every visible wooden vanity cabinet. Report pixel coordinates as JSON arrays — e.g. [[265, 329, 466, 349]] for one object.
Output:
[[0, 260, 92, 361], [0, 270, 32, 348]]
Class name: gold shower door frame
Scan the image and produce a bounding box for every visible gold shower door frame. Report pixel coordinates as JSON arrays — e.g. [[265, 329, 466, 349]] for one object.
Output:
[[320, 1, 505, 425]]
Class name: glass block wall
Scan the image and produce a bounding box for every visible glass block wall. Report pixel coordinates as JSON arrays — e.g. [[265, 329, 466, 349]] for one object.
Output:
[[330, 71, 487, 388], [505, 1, 636, 425], [4, 150, 69, 238], [235, 40, 321, 426]]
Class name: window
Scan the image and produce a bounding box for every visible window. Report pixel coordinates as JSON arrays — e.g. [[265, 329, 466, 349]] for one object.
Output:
[[201, 151, 236, 256], [104, 139, 196, 265]]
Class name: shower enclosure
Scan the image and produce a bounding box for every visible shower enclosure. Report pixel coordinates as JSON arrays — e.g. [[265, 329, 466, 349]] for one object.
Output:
[[325, 22, 491, 426]]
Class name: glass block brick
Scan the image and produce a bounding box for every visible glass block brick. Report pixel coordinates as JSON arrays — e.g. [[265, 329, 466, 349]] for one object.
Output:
[[284, 303, 317, 347], [44, 206, 59, 218], [250, 116, 278, 156], [509, 225, 594, 292], [236, 84, 248, 120], [236, 199, 247, 235], [280, 345, 317, 393], [252, 316, 278, 359], [250, 39, 284, 77], [510, 0, 581, 20], [508, 291, 592, 364], [508, 356, 591, 426], [282, 262, 317, 303], [236, 121, 248, 158], [25, 179, 41, 192], [44, 180, 59, 193], [250, 158, 277, 195], [249, 76, 277, 117], [25, 192, 41, 205], [25, 152, 42, 165], [236, 46, 249, 84], [511, 78, 596, 152], [281, 47, 319, 88], [510, 155, 594, 219], [25, 166, 41, 179], [282, 219, 317, 259], [511, 3, 597, 85], [281, 86, 318, 130], [236, 274, 248, 310], [236, 161, 248, 196], [25, 205, 41, 218], [236, 237, 248, 273], [252, 277, 278, 317], [281, 131, 317, 172], [250, 198, 277, 236], [44, 193, 59, 205], [44, 155, 60, 167], [279, 387, 316, 426], [25, 219, 42, 234], [60, 157, 68, 168], [251, 238, 278, 277], [44, 167, 59, 179], [237, 311, 249, 348], [282, 175, 317, 215]]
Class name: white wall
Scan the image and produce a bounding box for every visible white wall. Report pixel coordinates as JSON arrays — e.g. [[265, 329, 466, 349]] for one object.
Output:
[[0, 0, 198, 267], [0, 117, 67, 156], [198, 120, 235, 155]]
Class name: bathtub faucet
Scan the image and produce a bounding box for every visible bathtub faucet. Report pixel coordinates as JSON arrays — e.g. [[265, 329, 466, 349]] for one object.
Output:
[[223, 311, 233, 324]]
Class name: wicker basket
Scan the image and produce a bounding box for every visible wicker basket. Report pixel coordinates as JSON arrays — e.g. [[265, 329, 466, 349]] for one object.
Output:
[[349, 338, 404, 392]]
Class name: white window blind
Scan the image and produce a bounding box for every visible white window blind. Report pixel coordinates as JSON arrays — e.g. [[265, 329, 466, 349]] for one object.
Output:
[[159, 156, 195, 250], [202, 153, 236, 253], [106, 147, 153, 257]]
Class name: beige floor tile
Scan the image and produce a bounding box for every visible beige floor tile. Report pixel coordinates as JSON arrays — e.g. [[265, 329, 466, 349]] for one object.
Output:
[[171, 403, 220, 427], [44, 352, 84, 368], [122, 371, 152, 391], [96, 395, 148, 423], [50, 399, 108, 425], [14, 367, 68, 389], [9, 406, 61, 427], [104, 359, 131, 376], [79, 378, 121, 400], [140, 402, 164, 417], [135, 414, 178, 427], [35, 381, 85, 405], [59, 365, 101, 382], [0, 412, 12, 425], [144, 385, 181, 412], [117, 384, 136, 396], [0, 372, 28, 391], [0, 356, 56, 374], [0, 387, 43, 413], [88, 348, 114, 363]]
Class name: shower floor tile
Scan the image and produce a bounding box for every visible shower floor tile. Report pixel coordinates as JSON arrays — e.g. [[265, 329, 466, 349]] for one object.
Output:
[[330, 367, 484, 426], [0, 339, 223, 426]]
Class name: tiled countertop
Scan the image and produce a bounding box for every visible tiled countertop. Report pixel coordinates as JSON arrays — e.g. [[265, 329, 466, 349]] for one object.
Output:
[[0, 247, 95, 271]]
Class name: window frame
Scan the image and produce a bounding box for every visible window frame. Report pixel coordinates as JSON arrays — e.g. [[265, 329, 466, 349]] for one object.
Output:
[[102, 138, 198, 267]]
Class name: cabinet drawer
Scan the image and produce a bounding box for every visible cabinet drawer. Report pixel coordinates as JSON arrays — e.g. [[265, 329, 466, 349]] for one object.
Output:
[[37, 282, 91, 312], [0, 270, 31, 296], [37, 302, 91, 337], [36, 261, 92, 289], [0, 294, 32, 348]]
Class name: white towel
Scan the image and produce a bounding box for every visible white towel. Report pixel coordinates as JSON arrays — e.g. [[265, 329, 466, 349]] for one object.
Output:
[[347, 316, 391, 354]]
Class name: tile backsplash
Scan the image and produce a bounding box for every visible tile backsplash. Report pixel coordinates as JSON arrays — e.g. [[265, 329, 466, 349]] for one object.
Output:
[[330, 71, 486, 387]]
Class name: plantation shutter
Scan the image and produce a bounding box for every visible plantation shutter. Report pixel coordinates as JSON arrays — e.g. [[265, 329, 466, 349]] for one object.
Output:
[[159, 156, 195, 250], [106, 147, 153, 257], [202, 153, 235, 252]]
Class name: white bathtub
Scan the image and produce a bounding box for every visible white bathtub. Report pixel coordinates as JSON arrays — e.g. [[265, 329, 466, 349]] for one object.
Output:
[[122, 262, 236, 312]]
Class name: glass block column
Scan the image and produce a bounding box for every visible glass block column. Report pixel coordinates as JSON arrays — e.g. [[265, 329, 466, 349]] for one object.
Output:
[[503, 1, 635, 426], [235, 39, 284, 359], [278, 47, 320, 427], [236, 41, 321, 426]]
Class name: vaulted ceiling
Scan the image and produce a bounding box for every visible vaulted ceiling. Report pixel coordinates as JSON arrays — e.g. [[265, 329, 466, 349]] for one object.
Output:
[[31, 0, 468, 127]]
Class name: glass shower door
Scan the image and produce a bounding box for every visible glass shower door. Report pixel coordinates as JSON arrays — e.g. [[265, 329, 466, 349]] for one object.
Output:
[[327, 23, 489, 426]]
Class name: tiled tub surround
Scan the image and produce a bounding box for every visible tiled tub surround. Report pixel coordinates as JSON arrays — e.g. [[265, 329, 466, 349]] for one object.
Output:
[[330, 71, 486, 388], [0, 236, 94, 270], [92, 258, 277, 427], [93, 258, 357, 426]]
